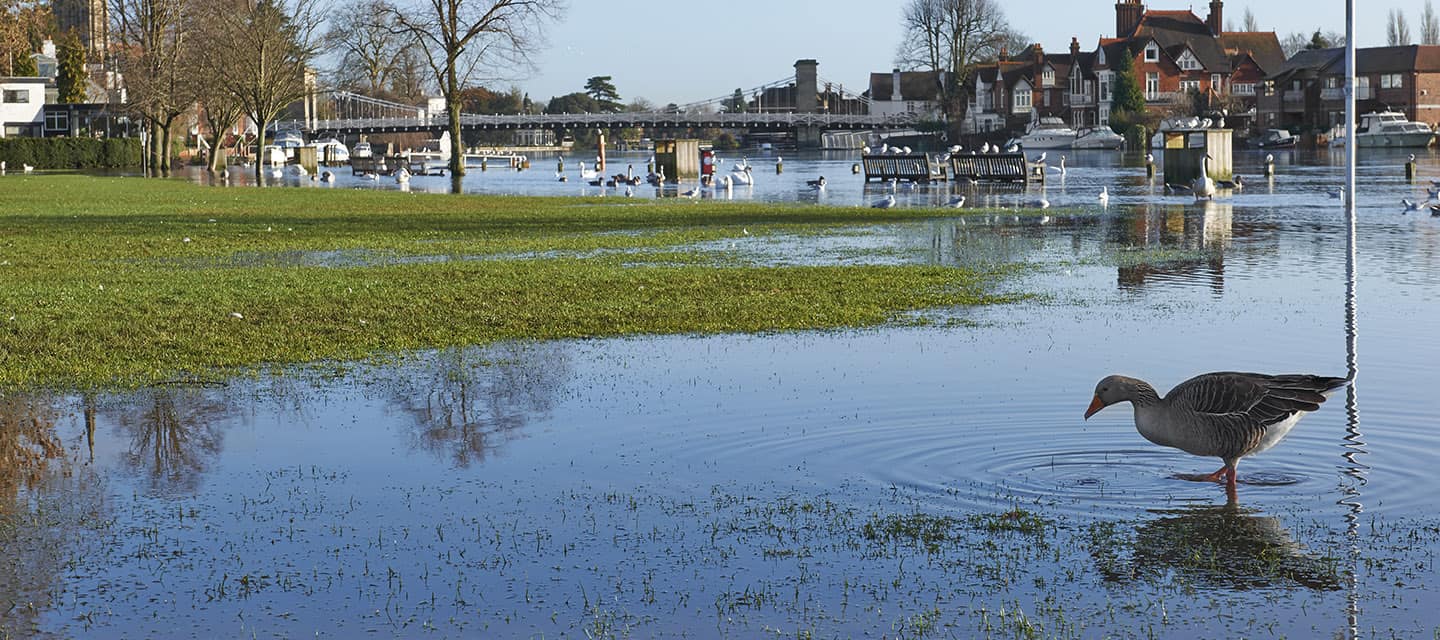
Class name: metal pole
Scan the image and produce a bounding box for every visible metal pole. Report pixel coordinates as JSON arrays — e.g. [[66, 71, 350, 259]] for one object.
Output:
[[1341, 4, 1363, 640]]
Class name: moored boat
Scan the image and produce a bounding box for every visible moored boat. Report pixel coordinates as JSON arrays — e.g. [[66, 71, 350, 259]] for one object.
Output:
[[1331, 111, 1435, 147], [1073, 126, 1125, 150]]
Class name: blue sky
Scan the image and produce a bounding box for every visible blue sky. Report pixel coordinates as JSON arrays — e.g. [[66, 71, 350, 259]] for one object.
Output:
[[517, 0, 1425, 106]]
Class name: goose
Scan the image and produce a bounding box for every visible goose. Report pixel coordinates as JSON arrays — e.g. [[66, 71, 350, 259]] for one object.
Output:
[[805, 176, 826, 189], [871, 194, 896, 209], [1403, 198, 1421, 212], [947, 195, 965, 208], [1085, 372, 1348, 498], [320, 170, 335, 183], [1192, 154, 1216, 200], [1098, 187, 1110, 205], [395, 167, 411, 184], [1216, 176, 1244, 190]]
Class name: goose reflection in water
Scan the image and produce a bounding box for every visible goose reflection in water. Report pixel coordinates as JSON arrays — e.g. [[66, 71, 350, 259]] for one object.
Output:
[[1088, 503, 1341, 592]]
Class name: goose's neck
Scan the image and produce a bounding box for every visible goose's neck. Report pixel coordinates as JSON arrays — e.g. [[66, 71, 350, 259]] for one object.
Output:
[[1129, 381, 1162, 408]]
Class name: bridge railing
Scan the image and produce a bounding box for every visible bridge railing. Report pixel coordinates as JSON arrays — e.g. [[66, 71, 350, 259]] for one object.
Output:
[[271, 111, 922, 134]]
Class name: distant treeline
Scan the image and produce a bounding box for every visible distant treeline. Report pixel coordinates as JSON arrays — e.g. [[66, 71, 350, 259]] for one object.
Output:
[[0, 138, 142, 169]]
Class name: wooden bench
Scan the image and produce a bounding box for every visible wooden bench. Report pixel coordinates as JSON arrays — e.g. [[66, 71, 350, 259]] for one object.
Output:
[[948, 153, 1043, 183], [862, 154, 943, 183]]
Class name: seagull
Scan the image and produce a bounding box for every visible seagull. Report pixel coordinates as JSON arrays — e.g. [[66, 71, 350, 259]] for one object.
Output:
[[1085, 372, 1347, 499], [680, 185, 699, 198], [218, 168, 230, 181], [872, 194, 896, 209], [1327, 187, 1345, 200], [980, 142, 992, 154], [948, 145, 963, 154], [1033, 152, 1047, 165], [1193, 154, 1216, 200], [1098, 187, 1110, 205], [1145, 153, 1154, 165], [556, 172, 568, 182], [361, 172, 379, 181], [1409, 153, 1417, 163], [1403, 198, 1421, 212], [861, 145, 872, 155], [1265, 153, 1275, 164], [1004, 143, 1019, 153], [1, 160, 6, 175], [290, 163, 307, 177], [1027, 196, 1050, 209], [806, 176, 827, 189], [625, 186, 634, 197], [947, 195, 965, 208]]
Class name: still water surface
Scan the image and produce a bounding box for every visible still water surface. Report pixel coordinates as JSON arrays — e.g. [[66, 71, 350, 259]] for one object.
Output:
[[7, 148, 1440, 637]]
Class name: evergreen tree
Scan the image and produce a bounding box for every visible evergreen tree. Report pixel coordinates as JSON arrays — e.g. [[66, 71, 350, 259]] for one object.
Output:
[[14, 51, 37, 76], [1110, 46, 1145, 117], [56, 32, 87, 103], [583, 75, 620, 103]]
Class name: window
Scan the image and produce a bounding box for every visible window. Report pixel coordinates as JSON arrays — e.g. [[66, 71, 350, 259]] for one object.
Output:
[[1042, 69, 1055, 87], [1043, 89, 1050, 107], [1381, 73, 1404, 89], [1145, 73, 1160, 100], [1180, 80, 1200, 93], [44, 110, 67, 131], [1070, 69, 1082, 95], [1178, 51, 1201, 71], [1212, 74, 1223, 91], [1014, 88, 1032, 112], [1233, 83, 1256, 95], [2, 89, 29, 103], [1100, 71, 1112, 101], [1144, 44, 1159, 62]]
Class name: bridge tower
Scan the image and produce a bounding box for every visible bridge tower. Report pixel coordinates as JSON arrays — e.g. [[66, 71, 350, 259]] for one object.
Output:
[[794, 59, 822, 150]]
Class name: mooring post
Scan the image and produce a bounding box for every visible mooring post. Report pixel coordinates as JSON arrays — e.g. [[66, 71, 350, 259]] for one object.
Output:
[[1263, 160, 1274, 177], [481, 157, 488, 171], [597, 131, 606, 172], [557, 156, 564, 173], [1145, 153, 1156, 179], [1406, 157, 1417, 181], [775, 157, 783, 174]]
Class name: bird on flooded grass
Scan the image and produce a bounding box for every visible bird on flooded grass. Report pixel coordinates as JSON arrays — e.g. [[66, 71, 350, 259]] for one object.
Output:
[[806, 176, 826, 190], [1193, 154, 1216, 200], [1025, 196, 1050, 209], [23, 163, 35, 174], [1403, 198, 1421, 213], [1050, 155, 1067, 175], [1085, 372, 1348, 500], [1327, 187, 1345, 200], [947, 195, 965, 208], [320, 170, 335, 183], [1098, 187, 1110, 206], [872, 194, 896, 209], [1216, 175, 1244, 190]]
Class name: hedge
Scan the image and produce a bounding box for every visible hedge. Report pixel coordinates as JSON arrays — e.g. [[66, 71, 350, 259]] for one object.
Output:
[[0, 137, 142, 169]]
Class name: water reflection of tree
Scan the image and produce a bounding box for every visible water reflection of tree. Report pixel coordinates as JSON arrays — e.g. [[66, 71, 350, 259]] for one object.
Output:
[[0, 394, 106, 637], [106, 387, 229, 495], [382, 344, 569, 467], [1088, 503, 1341, 591]]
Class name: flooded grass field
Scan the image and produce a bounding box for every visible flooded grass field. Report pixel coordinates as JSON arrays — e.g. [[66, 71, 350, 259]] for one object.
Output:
[[5, 148, 1440, 637]]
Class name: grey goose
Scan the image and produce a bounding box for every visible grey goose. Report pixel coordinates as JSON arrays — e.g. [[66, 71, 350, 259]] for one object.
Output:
[[1084, 372, 1348, 498]]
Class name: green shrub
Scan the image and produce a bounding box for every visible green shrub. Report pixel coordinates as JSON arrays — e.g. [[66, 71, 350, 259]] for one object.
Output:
[[0, 137, 142, 169]]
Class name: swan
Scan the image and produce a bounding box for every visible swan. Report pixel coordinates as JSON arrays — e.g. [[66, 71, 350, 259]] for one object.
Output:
[[1192, 154, 1216, 200], [1050, 155, 1067, 175], [395, 167, 411, 184], [578, 161, 600, 182], [1098, 187, 1110, 205], [871, 194, 896, 209], [23, 163, 35, 174], [729, 166, 753, 186]]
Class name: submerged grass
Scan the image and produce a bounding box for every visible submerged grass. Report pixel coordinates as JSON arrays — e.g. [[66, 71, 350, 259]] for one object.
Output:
[[1, 175, 1022, 388]]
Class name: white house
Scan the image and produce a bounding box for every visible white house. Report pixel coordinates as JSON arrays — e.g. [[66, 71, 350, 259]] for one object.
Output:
[[867, 69, 946, 118], [1, 77, 49, 137]]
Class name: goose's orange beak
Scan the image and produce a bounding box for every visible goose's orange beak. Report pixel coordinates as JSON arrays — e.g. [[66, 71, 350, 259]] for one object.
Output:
[[1084, 395, 1106, 420]]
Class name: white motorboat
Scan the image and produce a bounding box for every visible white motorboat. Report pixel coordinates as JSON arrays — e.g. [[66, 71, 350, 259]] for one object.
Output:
[[1330, 111, 1435, 147], [1073, 126, 1125, 150], [259, 144, 286, 167], [308, 138, 350, 164], [351, 141, 373, 159], [1009, 116, 1078, 150]]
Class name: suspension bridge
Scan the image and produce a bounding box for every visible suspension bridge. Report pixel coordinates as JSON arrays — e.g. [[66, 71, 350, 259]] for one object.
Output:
[[270, 61, 925, 148]]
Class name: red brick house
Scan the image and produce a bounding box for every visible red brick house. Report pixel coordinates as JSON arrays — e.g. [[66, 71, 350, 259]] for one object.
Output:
[[1258, 45, 1440, 134]]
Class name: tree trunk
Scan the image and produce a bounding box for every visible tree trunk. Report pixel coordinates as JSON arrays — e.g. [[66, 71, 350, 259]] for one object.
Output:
[[447, 56, 465, 187], [160, 124, 172, 174], [255, 117, 267, 184], [206, 129, 224, 172]]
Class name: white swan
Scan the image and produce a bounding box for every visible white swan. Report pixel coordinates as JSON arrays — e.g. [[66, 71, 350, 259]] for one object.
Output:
[[1098, 187, 1110, 205], [395, 167, 411, 184], [1050, 155, 1067, 175], [578, 161, 600, 182], [23, 163, 35, 174], [729, 166, 753, 186], [1192, 154, 1216, 200]]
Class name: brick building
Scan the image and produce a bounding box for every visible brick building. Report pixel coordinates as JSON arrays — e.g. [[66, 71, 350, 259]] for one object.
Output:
[[1258, 45, 1440, 133]]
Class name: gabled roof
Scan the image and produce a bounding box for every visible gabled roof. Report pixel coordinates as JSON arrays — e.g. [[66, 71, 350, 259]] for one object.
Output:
[[868, 70, 945, 102], [1356, 45, 1440, 73], [1133, 11, 1230, 71], [1219, 32, 1286, 72]]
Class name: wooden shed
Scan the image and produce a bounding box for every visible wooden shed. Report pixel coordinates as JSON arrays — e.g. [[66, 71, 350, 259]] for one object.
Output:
[[654, 139, 700, 182]]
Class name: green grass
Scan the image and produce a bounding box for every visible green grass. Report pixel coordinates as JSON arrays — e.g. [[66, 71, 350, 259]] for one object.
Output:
[[1, 175, 1023, 389]]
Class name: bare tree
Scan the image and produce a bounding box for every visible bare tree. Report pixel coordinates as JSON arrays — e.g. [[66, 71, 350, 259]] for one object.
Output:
[[111, 0, 193, 174], [1423, 0, 1440, 45], [1242, 8, 1259, 32], [1389, 9, 1413, 46], [323, 0, 412, 94], [383, 0, 564, 189], [202, 0, 321, 183], [894, 0, 1020, 122]]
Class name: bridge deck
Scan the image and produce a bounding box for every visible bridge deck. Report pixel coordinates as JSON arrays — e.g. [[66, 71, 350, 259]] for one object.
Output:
[[275, 111, 919, 136]]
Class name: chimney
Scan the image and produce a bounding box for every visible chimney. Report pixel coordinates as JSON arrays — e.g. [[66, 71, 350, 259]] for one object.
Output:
[[891, 69, 902, 101], [1032, 43, 1044, 67], [1070, 37, 1081, 58], [1115, 0, 1144, 37], [1207, 0, 1223, 35], [41, 38, 56, 57]]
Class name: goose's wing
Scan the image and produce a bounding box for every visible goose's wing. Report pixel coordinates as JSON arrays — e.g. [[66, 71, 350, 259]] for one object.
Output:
[[1166, 372, 1345, 426]]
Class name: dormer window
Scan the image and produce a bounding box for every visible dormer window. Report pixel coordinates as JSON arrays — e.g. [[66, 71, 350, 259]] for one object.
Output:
[[1177, 50, 1201, 71], [1042, 68, 1055, 87], [1144, 43, 1159, 62]]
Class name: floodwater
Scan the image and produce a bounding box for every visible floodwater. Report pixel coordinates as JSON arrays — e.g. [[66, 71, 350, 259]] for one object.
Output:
[[8, 148, 1440, 637]]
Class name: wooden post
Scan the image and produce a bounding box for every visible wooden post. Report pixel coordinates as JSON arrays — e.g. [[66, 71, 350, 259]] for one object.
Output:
[[775, 157, 783, 174], [597, 131, 606, 172], [1406, 159, 1417, 181]]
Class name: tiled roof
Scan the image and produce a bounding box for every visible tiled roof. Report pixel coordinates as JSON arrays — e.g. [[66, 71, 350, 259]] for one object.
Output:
[[869, 71, 945, 102], [1219, 32, 1286, 72]]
